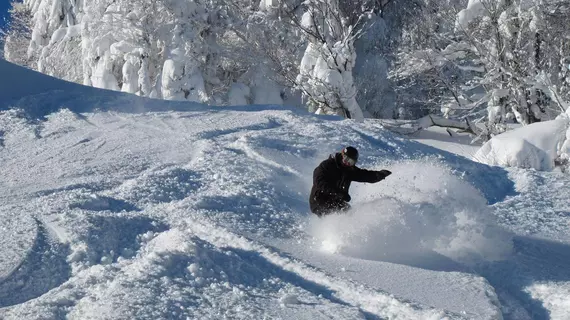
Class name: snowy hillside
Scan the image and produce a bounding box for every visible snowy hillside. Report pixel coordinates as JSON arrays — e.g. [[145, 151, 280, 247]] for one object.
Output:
[[1, 59, 570, 320]]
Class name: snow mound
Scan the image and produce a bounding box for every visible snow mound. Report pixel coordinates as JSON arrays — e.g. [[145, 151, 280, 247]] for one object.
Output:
[[279, 293, 300, 305], [309, 160, 513, 265], [473, 118, 569, 171], [526, 281, 570, 319]]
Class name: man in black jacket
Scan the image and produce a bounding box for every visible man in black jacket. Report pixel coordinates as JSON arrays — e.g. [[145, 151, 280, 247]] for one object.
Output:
[[309, 146, 392, 216]]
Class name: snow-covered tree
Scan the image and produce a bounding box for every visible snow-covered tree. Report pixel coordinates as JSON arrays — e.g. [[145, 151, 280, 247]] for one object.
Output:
[[1, 1, 35, 68], [292, 0, 371, 121], [389, 0, 478, 120], [4, 0, 244, 103], [454, 0, 570, 137], [391, 0, 570, 140], [2, 0, 397, 118], [8, 0, 566, 130], [217, 0, 305, 105], [353, 12, 396, 119], [22, 0, 83, 80], [80, 0, 216, 101]]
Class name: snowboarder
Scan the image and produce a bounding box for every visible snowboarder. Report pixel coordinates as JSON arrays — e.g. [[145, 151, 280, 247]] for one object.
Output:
[[309, 146, 392, 216]]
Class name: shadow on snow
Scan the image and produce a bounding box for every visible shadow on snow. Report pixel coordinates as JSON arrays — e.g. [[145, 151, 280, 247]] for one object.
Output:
[[0, 220, 71, 308], [477, 236, 570, 320]]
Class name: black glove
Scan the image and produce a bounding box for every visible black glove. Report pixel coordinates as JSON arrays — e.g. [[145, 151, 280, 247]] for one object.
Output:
[[376, 169, 392, 181], [343, 193, 351, 202]]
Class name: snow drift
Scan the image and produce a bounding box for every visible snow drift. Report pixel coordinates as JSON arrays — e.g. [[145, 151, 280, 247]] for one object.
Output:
[[474, 117, 570, 171]]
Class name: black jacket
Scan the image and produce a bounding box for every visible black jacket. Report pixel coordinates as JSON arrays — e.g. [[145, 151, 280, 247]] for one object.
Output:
[[309, 153, 389, 215]]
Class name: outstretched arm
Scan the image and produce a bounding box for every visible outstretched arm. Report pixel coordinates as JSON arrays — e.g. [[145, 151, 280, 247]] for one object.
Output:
[[349, 168, 392, 183]]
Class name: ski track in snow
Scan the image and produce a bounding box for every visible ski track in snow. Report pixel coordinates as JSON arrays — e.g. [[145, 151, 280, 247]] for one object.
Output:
[[1, 63, 569, 319], [0, 219, 71, 308]]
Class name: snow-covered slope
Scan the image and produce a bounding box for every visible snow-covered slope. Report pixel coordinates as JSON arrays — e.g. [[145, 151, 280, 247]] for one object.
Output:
[[1, 59, 570, 319]]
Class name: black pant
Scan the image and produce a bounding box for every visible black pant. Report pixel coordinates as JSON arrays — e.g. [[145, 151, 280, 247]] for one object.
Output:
[[311, 195, 350, 217]]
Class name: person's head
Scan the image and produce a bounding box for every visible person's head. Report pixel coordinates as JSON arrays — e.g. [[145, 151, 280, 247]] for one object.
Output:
[[340, 146, 358, 167]]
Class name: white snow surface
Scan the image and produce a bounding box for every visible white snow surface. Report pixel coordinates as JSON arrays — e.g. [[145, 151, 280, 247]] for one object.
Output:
[[411, 126, 482, 159], [1, 59, 570, 319], [474, 118, 570, 171]]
